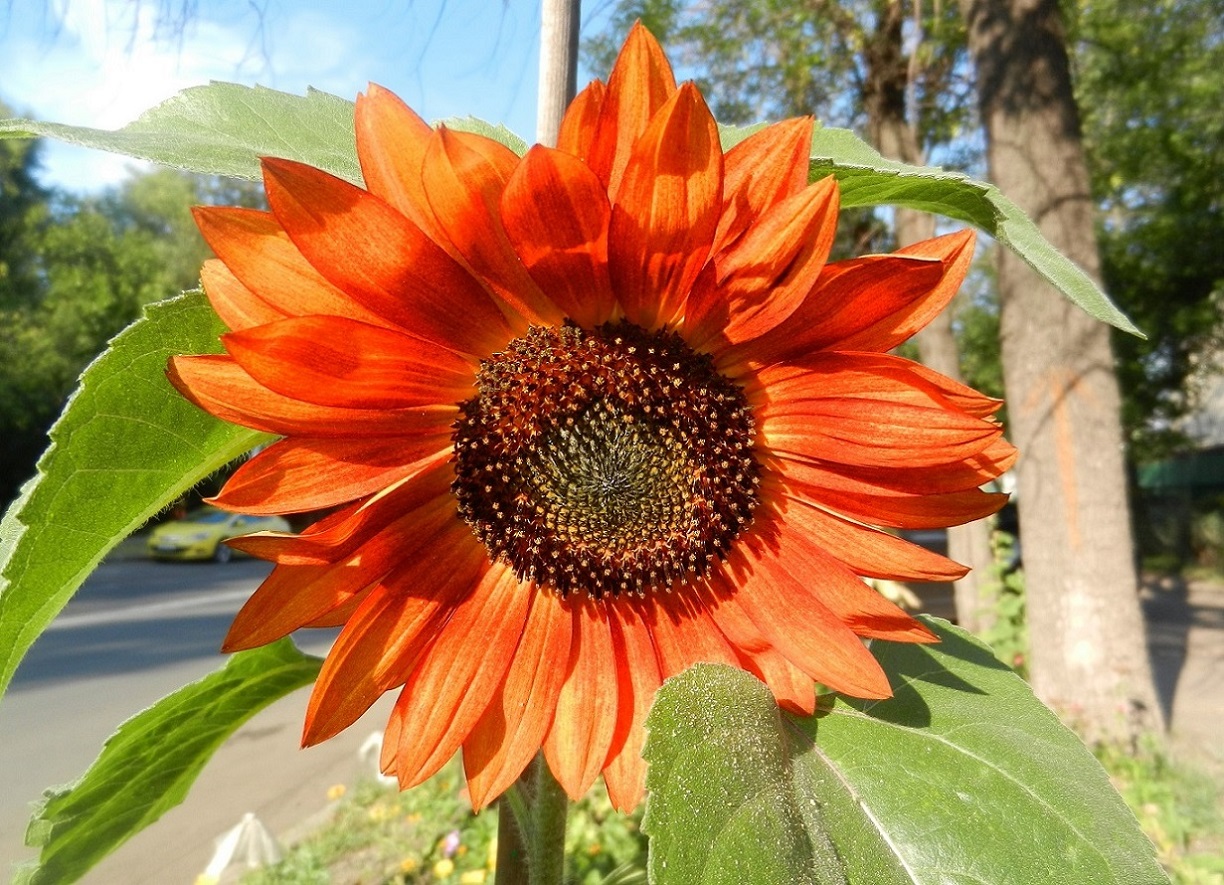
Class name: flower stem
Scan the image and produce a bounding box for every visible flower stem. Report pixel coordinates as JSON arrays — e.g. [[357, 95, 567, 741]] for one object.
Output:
[[496, 755, 570, 885]]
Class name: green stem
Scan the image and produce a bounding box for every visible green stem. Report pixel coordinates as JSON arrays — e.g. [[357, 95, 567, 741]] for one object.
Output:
[[496, 755, 570, 885]]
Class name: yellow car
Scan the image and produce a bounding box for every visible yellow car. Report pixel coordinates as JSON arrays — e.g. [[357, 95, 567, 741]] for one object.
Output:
[[146, 508, 291, 563]]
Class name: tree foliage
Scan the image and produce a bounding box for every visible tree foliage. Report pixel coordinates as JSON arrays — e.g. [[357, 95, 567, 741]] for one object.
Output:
[[0, 155, 263, 506], [1073, 0, 1224, 460]]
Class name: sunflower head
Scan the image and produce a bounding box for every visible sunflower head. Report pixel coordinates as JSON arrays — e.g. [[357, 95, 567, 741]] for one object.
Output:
[[170, 23, 1014, 812]]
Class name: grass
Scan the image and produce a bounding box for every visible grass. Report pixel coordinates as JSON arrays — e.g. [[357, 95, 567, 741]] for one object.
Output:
[[1096, 739, 1224, 884], [242, 766, 646, 885], [243, 741, 1224, 885]]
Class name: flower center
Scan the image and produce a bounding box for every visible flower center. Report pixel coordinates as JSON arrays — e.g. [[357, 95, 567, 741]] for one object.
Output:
[[452, 322, 760, 598]]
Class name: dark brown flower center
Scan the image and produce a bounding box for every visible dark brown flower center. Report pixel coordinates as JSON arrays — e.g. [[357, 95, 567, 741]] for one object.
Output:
[[451, 321, 760, 598]]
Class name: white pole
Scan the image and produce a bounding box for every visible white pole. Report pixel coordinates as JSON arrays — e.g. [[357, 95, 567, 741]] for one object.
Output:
[[536, 0, 582, 146]]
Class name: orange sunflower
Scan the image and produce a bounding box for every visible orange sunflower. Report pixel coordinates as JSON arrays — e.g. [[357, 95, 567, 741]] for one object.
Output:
[[170, 23, 1014, 812]]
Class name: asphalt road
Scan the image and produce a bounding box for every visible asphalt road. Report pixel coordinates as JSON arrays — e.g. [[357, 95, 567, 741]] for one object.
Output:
[[0, 557, 393, 884]]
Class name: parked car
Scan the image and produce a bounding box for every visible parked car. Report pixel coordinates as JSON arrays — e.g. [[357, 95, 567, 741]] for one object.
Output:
[[146, 508, 290, 562]]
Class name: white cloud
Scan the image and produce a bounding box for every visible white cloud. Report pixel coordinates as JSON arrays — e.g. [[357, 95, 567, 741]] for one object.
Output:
[[3, 0, 368, 191]]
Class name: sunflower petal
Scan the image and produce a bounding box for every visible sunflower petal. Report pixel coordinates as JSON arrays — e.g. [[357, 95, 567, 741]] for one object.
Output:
[[772, 493, 968, 582], [685, 177, 838, 350], [303, 525, 487, 746], [557, 80, 606, 161], [388, 564, 529, 790], [543, 601, 618, 800], [209, 436, 451, 515], [746, 255, 945, 365], [780, 459, 1010, 528], [713, 117, 816, 254], [222, 316, 475, 409], [262, 156, 512, 356], [422, 127, 562, 326], [193, 206, 386, 326], [602, 601, 661, 812], [587, 21, 678, 194], [355, 84, 445, 242], [502, 146, 616, 327], [464, 589, 573, 810], [168, 354, 456, 438], [609, 83, 722, 328], [718, 548, 893, 699]]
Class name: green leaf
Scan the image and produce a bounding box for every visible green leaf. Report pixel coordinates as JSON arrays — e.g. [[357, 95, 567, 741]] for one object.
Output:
[[442, 115, 530, 156], [0, 83, 362, 185], [802, 126, 1142, 336], [0, 291, 270, 701], [16, 639, 323, 885], [643, 618, 1168, 885]]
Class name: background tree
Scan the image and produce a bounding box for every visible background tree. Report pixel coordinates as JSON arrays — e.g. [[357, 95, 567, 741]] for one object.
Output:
[[0, 159, 264, 507], [1072, 0, 1224, 463], [959, 0, 1162, 740]]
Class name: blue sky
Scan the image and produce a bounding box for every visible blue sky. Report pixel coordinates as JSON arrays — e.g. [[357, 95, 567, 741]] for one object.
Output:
[[1, 0, 617, 192]]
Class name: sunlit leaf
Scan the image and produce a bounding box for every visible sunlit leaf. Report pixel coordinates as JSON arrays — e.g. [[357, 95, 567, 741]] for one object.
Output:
[[0, 291, 270, 701], [0, 84, 361, 185], [643, 618, 1167, 885], [16, 639, 322, 885]]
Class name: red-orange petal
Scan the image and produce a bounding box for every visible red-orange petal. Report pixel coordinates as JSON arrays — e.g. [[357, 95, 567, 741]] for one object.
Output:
[[556, 80, 606, 161], [703, 593, 815, 714], [168, 354, 456, 439], [262, 156, 513, 357], [744, 255, 946, 365], [754, 352, 1003, 420], [715, 549, 892, 699], [355, 84, 446, 243], [760, 394, 1002, 470], [222, 316, 475, 410], [193, 206, 388, 327], [609, 83, 722, 329], [199, 259, 284, 331], [422, 127, 562, 327], [502, 145, 617, 328], [773, 493, 968, 582], [712, 117, 816, 255], [778, 459, 1010, 529], [209, 436, 451, 515], [647, 589, 740, 681], [464, 589, 573, 810], [685, 177, 839, 350], [602, 601, 661, 812], [387, 564, 529, 790], [304, 521, 487, 746], [543, 600, 618, 800], [840, 229, 977, 352], [586, 22, 678, 195], [746, 510, 938, 643]]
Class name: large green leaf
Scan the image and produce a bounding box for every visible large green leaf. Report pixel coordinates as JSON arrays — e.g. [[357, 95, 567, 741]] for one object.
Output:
[[16, 639, 323, 885], [0, 291, 269, 701], [0, 83, 361, 185], [643, 618, 1167, 885]]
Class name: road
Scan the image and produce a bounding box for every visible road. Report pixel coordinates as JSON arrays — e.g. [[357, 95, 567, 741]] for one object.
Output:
[[0, 557, 393, 884]]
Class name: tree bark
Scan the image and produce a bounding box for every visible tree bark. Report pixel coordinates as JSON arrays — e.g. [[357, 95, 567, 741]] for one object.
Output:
[[864, 0, 998, 633], [960, 0, 1163, 740]]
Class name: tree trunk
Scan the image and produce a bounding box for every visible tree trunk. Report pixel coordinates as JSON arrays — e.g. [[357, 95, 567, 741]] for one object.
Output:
[[960, 0, 1163, 740], [865, 0, 998, 633]]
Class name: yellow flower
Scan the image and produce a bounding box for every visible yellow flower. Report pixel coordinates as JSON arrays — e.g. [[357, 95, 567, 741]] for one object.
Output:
[[433, 858, 455, 879]]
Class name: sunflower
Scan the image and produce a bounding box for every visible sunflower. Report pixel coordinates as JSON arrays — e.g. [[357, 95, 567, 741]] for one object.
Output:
[[169, 23, 1014, 812]]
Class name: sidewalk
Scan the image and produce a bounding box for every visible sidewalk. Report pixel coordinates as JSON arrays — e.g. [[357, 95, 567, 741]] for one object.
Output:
[[1144, 574, 1224, 765]]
